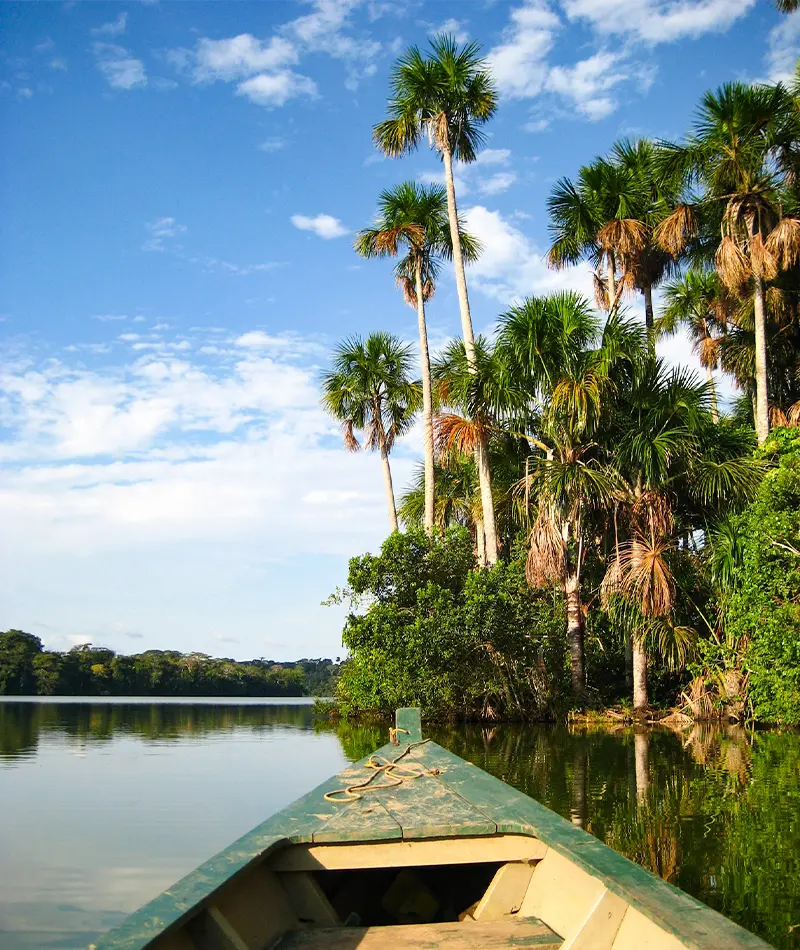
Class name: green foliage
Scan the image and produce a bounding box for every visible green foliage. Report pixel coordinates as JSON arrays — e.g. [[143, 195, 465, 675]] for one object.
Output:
[[336, 528, 566, 719], [718, 428, 800, 723], [0, 636, 341, 698]]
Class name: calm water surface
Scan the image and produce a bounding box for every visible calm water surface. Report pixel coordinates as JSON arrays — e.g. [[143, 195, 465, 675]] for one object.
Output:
[[0, 699, 798, 950]]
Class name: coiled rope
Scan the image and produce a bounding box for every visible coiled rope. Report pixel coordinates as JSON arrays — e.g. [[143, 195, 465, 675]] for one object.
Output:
[[324, 734, 438, 804]]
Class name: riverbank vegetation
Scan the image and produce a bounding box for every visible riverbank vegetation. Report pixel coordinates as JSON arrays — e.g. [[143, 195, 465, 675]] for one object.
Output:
[[322, 36, 800, 724], [0, 632, 341, 697]]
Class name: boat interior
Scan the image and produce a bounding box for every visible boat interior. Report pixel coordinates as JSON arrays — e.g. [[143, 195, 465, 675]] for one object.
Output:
[[149, 833, 690, 950]]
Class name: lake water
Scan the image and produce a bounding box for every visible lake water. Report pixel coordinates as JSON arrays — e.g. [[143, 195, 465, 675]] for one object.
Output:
[[0, 699, 797, 950]]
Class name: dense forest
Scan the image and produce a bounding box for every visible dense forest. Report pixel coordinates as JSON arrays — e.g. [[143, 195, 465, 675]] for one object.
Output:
[[322, 36, 800, 724], [0, 631, 341, 698]]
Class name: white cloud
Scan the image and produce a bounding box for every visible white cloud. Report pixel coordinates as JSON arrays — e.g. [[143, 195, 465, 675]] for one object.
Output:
[[428, 18, 469, 44], [462, 204, 595, 304], [235, 331, 295, 349], [478, 172, 518, 195], [486, 2, 657, 121], [560, 0, 756, 43], [236, 71, 317, 107], [142, 217, 186, 252], [167, 0, 381, 105], [291, 214, 348, 239], [93, 43, 147, 90], [545, 50, 632, 120], [259, 137, 287, 153], [524, 117, 551, 133], [0, 329, 415, 569], [91, 13, 128, 38], [191, 34, 298, 81], [486, 2, 561, 100], [471, 148, 512, 167], [764, 12, 800, 84]]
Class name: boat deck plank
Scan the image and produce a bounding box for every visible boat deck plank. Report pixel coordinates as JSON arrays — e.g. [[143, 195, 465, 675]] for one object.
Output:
[[312, 797, 402, 843], [273, 917, 562, 949]]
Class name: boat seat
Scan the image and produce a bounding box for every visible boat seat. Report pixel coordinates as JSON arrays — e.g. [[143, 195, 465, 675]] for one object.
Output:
[[273, 916, 562, 948]]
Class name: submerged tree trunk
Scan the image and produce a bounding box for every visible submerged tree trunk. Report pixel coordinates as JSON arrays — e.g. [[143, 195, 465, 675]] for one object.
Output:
[[633, 638, 648, 711], [565, 572, 585, 701], [415, 262, 435, 534], [643, 283, 654, 352], [752, 275, 769, 445], [442, 142, 498, 563], [634, 729, 650, 803], [379, 442, 398, 533]]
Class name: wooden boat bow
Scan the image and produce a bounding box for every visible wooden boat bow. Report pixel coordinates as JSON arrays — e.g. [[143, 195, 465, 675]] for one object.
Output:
[[90, 708, 774, 950]]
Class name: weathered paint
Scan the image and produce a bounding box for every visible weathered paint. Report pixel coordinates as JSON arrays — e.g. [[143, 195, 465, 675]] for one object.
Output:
[[92, 711, 774, 950]]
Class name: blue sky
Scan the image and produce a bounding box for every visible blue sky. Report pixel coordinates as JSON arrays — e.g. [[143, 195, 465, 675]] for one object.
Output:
[[1, 0, 797, 661]]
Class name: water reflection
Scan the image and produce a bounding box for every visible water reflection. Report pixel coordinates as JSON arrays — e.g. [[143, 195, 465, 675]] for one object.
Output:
[[0, 702, 797, 950], [427, 721, 799, 950]]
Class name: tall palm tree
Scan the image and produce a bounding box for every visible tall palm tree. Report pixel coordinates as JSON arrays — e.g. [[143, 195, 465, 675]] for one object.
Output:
[[602, 357, 763, 709], [495, 292, 639, 699], [432, 337, 507, 566], [610, 139, 677, 341], [354, 182, 479, 535], [656, 269, 727, 421], [548, 143, 676, 343], [656, 81, 800, 443], [374, 34, 500, 563], [320, 333, 420, 532]]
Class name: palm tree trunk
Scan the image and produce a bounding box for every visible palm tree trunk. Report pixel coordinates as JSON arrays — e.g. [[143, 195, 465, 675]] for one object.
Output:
[[706, 365, 719, 423], [379, 442, 398, 532], [442, 144, 477, 365], [475, 517, 487, 567], [607, 252, 617, 312], [475, 436, 498, 566], [633, 638, 648, 711], [643, 283, 654, 352], [565, 571, 585, 700], [442, 143, 498, 564], [753, 275, 769, 444], [414, 261, 435, 534]]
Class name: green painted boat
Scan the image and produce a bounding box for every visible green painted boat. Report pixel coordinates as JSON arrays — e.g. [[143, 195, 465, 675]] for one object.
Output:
[[90, 709, 773, 950]]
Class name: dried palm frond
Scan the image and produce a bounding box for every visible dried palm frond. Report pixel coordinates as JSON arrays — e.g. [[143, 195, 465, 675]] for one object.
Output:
[[600, 556, 623, 609], [629, 492, 673, 539], [428, 111, 450, 152], [422, 278, 435, 301], [343, 420, 360, 452], [787, 400, 800, 427], [398, 275, 417, 307], [765, 216, 800, 271], [594, 271, 610, 311], [681, 676, 715, 720], [526, 511, 566, 588], [698, 334, 720, 370], [715, 236, 750, 293], [765, 285, 789, 322], [435, 412, 481, 455], [749, 233, 777, 281], [614, 535, 676, 617], [597, 218, 648, 256], [654, 205, 697, 257], [770, 405, 789, 427]]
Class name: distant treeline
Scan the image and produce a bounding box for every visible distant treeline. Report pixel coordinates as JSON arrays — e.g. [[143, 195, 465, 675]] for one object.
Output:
[[0, 631, 342, 697]]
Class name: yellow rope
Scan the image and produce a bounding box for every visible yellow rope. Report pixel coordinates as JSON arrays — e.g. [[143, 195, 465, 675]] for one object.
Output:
[[324, 736, 437, 804]]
